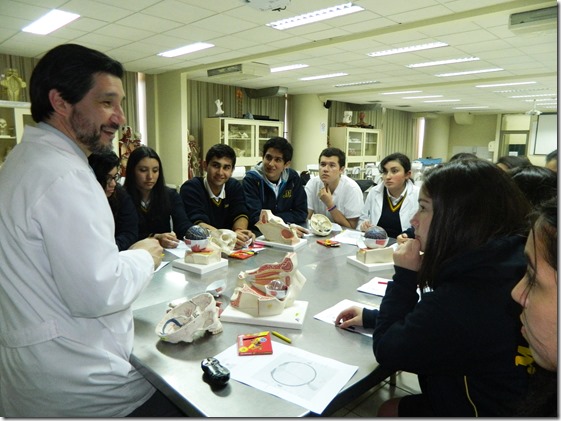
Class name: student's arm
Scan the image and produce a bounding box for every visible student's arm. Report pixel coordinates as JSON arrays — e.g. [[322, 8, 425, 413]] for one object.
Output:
[[242, 173, 263, 227]]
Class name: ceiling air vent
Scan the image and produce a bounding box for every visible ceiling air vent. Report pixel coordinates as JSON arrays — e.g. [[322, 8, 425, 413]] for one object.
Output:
[[508, 6, 557, 34]]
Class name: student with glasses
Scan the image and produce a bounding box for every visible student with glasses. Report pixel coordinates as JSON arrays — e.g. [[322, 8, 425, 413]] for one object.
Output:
[[89, 151, 139, 251]]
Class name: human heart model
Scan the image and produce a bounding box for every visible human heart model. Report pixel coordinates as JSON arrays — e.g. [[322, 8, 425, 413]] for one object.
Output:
[[230, 252, 306, 317]]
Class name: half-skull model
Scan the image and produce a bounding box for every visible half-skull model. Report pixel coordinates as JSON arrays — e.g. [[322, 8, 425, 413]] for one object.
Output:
[[0, 118, 7, 136], [309, 213, 332, 236], [156, 292, 223, 343], [255, 209, 299, 245], [209, 229, 237, 255], [230, 252, 306, 317]]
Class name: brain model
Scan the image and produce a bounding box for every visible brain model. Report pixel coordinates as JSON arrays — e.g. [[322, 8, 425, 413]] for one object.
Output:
[[184, 225, 210, 251], [364, 226, 389, 249]]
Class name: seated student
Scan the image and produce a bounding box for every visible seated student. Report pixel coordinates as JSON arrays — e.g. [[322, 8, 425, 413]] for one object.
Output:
[[358, 152, 419, 238], [509, 165, 557, 209], [544, 149, 557, 172], [336, 159, 532, 416], [305, 147, 363, 229], [124, 146, 192, 248], [511, 197, 557, 416], [243, 136, 308, 236], [88, 151, 138, 251], [496, 154, 531, 171], [180, 144, 254, 249]]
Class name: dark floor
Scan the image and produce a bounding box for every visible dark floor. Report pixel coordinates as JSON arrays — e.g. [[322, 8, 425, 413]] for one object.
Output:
[[329, 371, 421, 417]]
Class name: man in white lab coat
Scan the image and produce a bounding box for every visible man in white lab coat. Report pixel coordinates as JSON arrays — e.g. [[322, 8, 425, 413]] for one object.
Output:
[[0, 44, 181, 417]]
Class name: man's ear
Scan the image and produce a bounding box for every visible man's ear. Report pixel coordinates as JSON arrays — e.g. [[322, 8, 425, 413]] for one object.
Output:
[[48, 89, 71, 117]]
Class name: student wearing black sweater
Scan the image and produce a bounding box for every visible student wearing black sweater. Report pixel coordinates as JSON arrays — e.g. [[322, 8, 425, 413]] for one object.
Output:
[[180, 144, 254, 249], [336, 159, 535, 416]]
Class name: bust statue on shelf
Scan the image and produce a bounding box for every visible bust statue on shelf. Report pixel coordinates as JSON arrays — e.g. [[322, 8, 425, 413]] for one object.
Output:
[[215, 99, 224, 116], [1, 68, 27, 102], [0, 118, 8, 136]]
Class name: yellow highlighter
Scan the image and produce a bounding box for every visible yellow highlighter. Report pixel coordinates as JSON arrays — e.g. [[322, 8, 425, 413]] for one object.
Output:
[[271, 330, 292, 344]]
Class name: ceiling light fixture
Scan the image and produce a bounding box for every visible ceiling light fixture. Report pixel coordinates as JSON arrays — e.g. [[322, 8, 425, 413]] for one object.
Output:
[[424, 99, 461, 103], [406, 57, 480, 68], [368, 42, 448, 57], [435, 68, 503, 77], [158, 42, 214, 57], [510, 93, 556, 98], [22, 9, 80, 35], [403, 95, 443, 99], [334, 81, 379, 87], [454, 106, 490, 109], [266, 2, 364, 30], [271, 64, 309, 73], [299, 73, 347, 81], [476, 81, 537, 88], [381, 90, 422, 95]]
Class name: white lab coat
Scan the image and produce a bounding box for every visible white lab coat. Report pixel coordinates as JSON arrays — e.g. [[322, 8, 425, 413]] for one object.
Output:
[[305, 174, 364, 221], [0, 124, 155, 417], [358, 179, 420, 233]]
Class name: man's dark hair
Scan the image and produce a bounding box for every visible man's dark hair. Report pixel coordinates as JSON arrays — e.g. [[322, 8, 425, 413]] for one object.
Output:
[[262, 136, 293, 163], [30, 44, 124, 122], [545, 149, 557, 164], [206, 144, 236, 167], [319, 147, 346, 167]]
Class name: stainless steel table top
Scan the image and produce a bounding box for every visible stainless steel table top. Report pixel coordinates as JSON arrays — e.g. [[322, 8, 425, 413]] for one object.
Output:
[[131, 233, 396, 417]]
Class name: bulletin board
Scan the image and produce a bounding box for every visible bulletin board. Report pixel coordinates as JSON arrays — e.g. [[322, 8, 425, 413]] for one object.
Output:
[[533, 113, 557, 155]]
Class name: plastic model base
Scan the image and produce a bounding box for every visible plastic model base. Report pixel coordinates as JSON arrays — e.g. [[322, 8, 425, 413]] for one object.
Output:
[[346, 255, 394, 272], [220, 300, 308, 330], [172, 258, 228, 274], [255, 235, 307, 251]]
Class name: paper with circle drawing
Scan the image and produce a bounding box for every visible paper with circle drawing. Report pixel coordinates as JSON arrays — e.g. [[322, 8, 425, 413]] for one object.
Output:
[[214, 341, 357, 414], [314, 299, 378, 338]]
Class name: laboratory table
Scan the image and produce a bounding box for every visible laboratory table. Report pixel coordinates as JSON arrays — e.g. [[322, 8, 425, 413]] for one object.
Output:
[[131, 233, 396, 417]]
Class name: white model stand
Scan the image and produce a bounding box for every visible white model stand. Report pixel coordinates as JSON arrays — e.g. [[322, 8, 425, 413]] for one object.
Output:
[[347, 255, 394, 272], [255, 235, 308, 251], [220, 300, 308, 330], [172, 258, 228, 275]]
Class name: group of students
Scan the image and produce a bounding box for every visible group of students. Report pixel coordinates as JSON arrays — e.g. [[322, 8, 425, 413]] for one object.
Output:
[[88, 137, 424, 254], [0, 42, 557, 417]]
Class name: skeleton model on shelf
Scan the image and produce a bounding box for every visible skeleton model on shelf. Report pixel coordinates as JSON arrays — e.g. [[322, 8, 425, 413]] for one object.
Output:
[[118, 126, 142, 176], [230, 252, 306, 317], [156, 292, 223, 343], [0, 68, 27, 102], [215, 99, 224, 116], [0, 118, 8, 136]]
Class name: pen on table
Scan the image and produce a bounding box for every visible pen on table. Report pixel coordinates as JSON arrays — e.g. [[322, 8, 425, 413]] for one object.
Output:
[[271, 331, 292, 344], [378, 281, 388, 285]]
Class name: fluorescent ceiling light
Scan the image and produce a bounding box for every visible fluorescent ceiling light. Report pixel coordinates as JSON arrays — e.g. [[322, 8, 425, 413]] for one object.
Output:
[[299, 73, 347, 81], [334, 81, 379, 87], [403, 95, 443, 99], [406, 57, 479, 68], [510, 93, 556, 98], [435, 68, 503, 77], [381, 90, 422, 95], [271, 64, 309, 73], [424, 99, 460, 103], [368, 42, 448, 57], [158, 42, 214, 58], [267, 2, 364, 30], [476, 81, 536, 88], [454, 106, 489, 109], [22, 9, 80, 35]]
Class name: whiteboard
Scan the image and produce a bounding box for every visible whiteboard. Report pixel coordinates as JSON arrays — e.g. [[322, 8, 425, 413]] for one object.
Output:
[[533, 114, 558, 155]]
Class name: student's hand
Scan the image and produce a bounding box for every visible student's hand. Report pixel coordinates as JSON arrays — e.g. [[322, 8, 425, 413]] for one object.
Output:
[[335, 306, 364, 329], [359, 220, 373, 232], [130, 238, 163, 270], [290, 224, 309, 238], [154, 232, 180, 249], [396, 233, 409, 244], [318, 184, 334, 208], [393, 238, 422, 272], [234, 229, 255, 249]]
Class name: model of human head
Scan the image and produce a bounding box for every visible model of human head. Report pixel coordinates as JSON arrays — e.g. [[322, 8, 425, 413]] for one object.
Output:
[[230, 252, 306, 317], [210, 229, 237, 255], [255, 209, 299, 244], [309, 213, 332, 236], [156, 292, 223, 343]]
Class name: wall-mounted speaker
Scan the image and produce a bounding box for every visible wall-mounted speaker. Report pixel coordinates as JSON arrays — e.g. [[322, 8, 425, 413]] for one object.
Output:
[[323, 100, 332, 109]]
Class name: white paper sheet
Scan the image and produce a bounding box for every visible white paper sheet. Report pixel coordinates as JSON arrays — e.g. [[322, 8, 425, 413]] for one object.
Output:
[[357, 276, 392, 296], [330, 229, 363, 246], [165, 241, 187, 258], [214, 342, 358, 414], [314, 298, 378, 338]]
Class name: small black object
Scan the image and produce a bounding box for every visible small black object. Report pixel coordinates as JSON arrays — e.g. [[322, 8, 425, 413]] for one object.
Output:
[[201, 357, 230, 386]]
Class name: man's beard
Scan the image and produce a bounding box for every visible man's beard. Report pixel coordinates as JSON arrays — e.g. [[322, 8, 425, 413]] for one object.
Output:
[[70, 109, 116, 154]]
